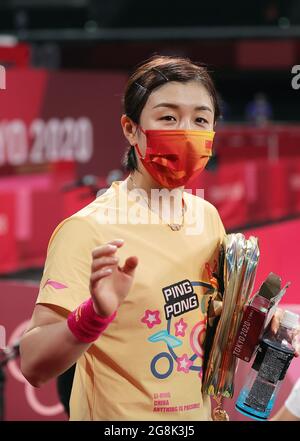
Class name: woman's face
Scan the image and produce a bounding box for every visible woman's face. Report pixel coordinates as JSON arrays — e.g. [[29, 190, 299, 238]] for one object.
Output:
[[122, 80, 215, 157]]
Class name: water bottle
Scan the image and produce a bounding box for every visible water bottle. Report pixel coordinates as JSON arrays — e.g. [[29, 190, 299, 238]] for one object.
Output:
[[235, 309, 299, 420]]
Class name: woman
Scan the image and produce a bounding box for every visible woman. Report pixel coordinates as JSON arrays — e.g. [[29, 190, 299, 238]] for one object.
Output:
[[19, 55, 226, 420]]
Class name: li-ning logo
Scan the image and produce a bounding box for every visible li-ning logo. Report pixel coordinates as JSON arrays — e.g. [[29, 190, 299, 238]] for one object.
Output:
[[0, 65, 6, 90], [43, 279, 68, 289]]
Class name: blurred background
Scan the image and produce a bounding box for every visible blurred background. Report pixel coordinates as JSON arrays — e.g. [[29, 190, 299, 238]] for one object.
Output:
[[0, 0, 299, 421]]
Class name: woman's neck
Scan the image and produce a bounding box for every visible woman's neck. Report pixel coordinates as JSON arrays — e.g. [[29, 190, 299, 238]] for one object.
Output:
[[127, 171, 184, 197], [130, 171, 162, 194], [122, 171, 185, 223]]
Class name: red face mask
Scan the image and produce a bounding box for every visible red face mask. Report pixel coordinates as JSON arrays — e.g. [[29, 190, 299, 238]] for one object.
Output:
[[135, 128, 215, 189]]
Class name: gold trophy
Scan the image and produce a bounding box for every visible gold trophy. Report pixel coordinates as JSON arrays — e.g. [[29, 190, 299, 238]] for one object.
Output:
[[202, 234, 260, 420]]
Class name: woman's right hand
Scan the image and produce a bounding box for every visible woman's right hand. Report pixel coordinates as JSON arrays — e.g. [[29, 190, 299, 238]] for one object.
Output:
[[89, 239, 138, 318]]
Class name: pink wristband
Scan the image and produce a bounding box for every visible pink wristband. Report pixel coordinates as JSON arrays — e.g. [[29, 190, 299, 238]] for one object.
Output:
[[67, 298, 117, 343]]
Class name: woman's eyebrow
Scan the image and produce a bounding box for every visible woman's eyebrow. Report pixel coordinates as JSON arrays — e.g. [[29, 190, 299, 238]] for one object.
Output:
[[152, 103, 213, 113]]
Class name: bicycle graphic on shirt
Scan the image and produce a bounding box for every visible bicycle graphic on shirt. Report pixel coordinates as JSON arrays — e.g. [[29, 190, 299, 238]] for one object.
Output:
[[148, 281, 212, 380]]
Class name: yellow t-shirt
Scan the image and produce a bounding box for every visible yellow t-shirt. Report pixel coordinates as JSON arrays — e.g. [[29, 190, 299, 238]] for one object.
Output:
[[36, 181, 225, 421]]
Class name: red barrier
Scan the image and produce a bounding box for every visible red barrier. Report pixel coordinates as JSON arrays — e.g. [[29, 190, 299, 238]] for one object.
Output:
[[0, 44, 30, 68], [0, 192, 17, 272], [288, 159, 300, 215], [193, 162, 248, 228], [189, 157, 300, 229], [214, 124, 300, 162], [245, 218, 300, 305]]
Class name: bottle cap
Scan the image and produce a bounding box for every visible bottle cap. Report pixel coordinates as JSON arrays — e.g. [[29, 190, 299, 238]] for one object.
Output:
[[280, 310, 299, 329]]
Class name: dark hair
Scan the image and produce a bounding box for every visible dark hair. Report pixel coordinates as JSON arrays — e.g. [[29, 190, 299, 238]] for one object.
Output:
[[122, 55, 220, 172]]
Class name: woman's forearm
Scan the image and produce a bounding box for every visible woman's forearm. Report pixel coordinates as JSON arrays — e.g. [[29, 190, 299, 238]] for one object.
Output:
[[20, 320, 90, 387]]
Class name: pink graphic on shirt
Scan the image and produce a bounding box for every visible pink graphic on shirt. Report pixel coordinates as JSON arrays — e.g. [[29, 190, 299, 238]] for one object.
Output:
[[176, 354, 193, 373], [43, 279, 68, 290], [174, 318, 188, 337], [190, 319, 206, 361], [141, 310, 161, 329]]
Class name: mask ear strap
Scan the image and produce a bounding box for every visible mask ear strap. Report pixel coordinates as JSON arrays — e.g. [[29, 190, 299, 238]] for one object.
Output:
[[134, 142, 145, 160], [132, 125, 147, 159], [133, 144, 146, 160], [134, 142, 141, 156]]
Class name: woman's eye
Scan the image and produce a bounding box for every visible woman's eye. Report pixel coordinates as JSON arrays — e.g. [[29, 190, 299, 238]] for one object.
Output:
[[196, 117, 208, 124], [160, 115, 176, 121]]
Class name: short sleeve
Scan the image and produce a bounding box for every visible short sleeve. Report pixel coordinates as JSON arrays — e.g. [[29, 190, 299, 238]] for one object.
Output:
[[36, 216, 102, 313], [285, 378, 300, 418]]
